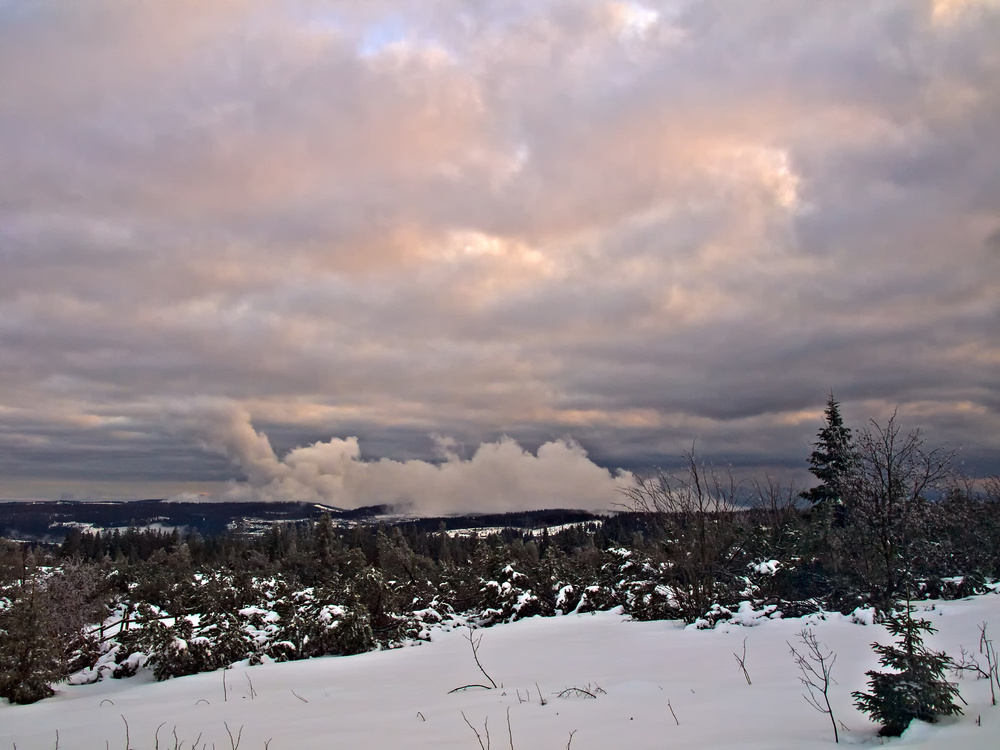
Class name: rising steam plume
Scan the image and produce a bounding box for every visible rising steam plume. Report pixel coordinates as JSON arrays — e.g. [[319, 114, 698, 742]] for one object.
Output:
[[169, 406, 632, 515]]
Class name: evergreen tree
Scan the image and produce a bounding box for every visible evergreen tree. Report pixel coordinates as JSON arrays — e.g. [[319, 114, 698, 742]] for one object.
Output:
[[0, 584, 62, 704], [852, 607, 962, 736], [194, 574, 254, 669], [314, 513, 336, 567], [802, 393, 854, 506]]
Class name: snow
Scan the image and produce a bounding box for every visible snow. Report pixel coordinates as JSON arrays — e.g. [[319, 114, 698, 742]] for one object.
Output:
[[752, 559, 781, 576], [3, 596, 1000, 749], [443, 520, 602, 539]]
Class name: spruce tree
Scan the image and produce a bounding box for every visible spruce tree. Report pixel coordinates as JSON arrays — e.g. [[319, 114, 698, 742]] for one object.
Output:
[[852, 607, 962, 736], [0, 584, 62, 704], [802, 393, 853, 506]]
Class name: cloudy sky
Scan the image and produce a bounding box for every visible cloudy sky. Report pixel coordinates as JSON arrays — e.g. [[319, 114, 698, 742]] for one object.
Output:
[[1, 0, 998, 512]]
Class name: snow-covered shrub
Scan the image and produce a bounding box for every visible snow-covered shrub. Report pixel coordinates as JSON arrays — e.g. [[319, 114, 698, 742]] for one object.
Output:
[[919, 572, 987, 601], [266, 585, 375, 661], [477, 564, 551, 624], [196, 607, 255, 669], [117, 605, 212, 681]]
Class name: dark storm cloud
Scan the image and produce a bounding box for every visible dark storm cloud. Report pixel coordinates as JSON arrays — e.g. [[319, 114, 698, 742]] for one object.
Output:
[[1, 1, 998, 509]]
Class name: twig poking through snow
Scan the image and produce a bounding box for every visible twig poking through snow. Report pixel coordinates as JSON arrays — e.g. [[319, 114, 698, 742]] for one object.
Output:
[[506, 706, 514, 750], [449, 626, 498, 692], [667, 700, 679, 726], [291, 689, 309, 703], [245, 672, 256, 700], [566, 729, 577, 749], [734, 637, 752, 685], [557, 687, 597, 699], [223, 722, 243, 750], [976, 622, 1000, 705], [461, 711, 490, 750]]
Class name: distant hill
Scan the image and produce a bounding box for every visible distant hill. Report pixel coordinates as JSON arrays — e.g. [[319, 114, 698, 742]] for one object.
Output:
[[0, 499, 604, 542]]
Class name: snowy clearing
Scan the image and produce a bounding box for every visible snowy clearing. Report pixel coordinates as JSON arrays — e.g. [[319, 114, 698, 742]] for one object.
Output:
[[3, 595, 1000, 749]]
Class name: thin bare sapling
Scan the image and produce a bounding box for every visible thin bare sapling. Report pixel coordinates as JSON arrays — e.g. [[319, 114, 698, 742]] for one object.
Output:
[[449, 625, 498, 693], [788, 628, 840, 743]]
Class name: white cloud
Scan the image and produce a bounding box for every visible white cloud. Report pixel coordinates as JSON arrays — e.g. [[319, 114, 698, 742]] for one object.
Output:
[[171, 406, 632, 514]]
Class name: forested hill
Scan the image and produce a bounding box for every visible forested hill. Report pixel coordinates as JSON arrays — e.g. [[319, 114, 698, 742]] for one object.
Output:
[[0, 499, 604, 541]]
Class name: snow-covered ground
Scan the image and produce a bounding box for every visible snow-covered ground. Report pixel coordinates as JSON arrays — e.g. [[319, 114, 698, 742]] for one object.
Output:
[[4, 595, 1000, 749]]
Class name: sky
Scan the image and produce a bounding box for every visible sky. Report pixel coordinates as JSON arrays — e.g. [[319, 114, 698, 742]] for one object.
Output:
[[1, 0, 998, 512]]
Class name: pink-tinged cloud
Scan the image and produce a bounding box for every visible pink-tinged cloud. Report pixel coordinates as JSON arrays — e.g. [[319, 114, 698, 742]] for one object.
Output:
[[0, 1, 999, 501]]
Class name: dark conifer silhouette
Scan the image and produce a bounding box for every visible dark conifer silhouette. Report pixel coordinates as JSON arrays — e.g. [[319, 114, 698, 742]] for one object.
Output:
[[801, 393, 853, 507]]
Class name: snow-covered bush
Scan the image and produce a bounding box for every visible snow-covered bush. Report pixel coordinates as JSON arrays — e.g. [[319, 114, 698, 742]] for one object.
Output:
[[265, 585, 375, 661], [477, 564, 551, 624]]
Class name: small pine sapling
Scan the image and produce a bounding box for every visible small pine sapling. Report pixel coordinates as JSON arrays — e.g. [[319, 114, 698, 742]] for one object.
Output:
[[852, 607, 963, 737]]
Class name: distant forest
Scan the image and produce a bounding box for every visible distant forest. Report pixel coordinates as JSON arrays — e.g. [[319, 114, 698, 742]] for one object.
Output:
[[2, 397, 999, 706]]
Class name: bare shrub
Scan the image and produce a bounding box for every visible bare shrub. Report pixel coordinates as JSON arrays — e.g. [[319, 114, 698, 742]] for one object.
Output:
[[619, 446, 747, 620], [449, 625, 498, 693], [788, 629, 840, 743]]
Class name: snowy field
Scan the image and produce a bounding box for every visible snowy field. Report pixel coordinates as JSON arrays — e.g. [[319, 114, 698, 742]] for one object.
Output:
[[3, 595, 1000, 749]]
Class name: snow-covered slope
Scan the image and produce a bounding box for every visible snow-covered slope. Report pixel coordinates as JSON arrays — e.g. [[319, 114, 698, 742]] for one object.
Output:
[[3, 595, 1000, 749]]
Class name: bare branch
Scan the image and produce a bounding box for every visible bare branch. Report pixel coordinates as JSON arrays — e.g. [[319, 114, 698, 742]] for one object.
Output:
[[460, 712, 490, 750], [733, 637, 752, 685], [120, 715, 131, 750], [223, 722, 243, 750], [788, 629, 839, 743], [245, 672, 256, 699], [557, 687, 597, 699], [450, 626, 497, 692]]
